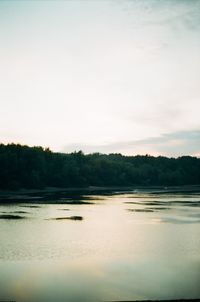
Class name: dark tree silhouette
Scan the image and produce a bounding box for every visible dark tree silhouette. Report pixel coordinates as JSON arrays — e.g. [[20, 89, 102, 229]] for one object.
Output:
[[0, 143, 199, 190]]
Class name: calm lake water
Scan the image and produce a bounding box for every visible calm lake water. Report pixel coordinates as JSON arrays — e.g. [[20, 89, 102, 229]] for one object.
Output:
[[0, 188, 200, 301]]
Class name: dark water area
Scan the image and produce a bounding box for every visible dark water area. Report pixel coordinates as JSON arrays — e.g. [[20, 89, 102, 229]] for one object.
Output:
[[0, 185, 200, 203], [0, 186, 200, 301]]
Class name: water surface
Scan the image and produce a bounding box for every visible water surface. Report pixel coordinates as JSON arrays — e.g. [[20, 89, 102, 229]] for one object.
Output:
[[0, 188, 200, 301]]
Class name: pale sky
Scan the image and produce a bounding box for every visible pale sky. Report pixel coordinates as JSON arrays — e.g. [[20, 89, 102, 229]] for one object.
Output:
[[0, 0, 200, 157]]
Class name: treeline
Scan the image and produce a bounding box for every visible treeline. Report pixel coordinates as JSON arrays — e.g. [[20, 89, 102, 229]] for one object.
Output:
[[0, 143, 200, 190]]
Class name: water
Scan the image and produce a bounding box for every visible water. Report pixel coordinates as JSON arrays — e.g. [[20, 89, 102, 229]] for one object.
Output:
[[0, 189, 200, 301]]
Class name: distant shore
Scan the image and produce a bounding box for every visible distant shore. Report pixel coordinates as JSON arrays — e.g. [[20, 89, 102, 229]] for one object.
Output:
[[1, 144, 200, 192]]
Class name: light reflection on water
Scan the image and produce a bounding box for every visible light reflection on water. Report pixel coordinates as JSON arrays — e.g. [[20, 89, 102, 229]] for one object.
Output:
[[0, 191, 200, 301]]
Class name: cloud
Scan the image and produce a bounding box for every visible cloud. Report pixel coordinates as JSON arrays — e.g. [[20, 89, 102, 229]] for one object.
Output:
[[0, 1, 199, 152], [62, 130, 200, 157]]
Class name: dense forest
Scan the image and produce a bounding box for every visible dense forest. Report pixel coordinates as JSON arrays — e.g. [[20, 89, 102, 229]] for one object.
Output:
[[0, 143, 200, 190]]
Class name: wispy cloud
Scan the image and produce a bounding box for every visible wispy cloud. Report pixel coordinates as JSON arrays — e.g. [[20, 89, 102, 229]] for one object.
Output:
[[62, 130, 200, 157]]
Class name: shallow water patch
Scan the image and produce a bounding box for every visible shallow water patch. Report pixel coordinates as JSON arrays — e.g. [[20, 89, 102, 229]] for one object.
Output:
[[47, 216, 83, 221], [0, 214, 26, 219]]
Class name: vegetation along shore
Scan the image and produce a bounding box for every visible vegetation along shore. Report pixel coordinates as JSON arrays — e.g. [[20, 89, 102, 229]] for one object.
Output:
[[0, 143, 199, 191]]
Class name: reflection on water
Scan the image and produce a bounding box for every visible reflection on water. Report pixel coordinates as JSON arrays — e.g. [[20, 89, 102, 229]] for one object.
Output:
[[0, 188, 200, 301]]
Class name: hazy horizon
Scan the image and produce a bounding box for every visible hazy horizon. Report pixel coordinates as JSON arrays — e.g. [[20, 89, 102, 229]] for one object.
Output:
[[0, 0, 200, 157]]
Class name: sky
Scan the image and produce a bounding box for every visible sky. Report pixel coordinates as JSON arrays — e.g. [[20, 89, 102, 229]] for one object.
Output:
[[0, 0, 200, 157]]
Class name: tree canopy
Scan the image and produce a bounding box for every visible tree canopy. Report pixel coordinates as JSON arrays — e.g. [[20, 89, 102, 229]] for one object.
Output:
[[0, 143, 199, 190]]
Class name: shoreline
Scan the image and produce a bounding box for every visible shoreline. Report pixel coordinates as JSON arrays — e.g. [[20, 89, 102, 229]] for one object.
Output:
[[0, 185, 200, 203]]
